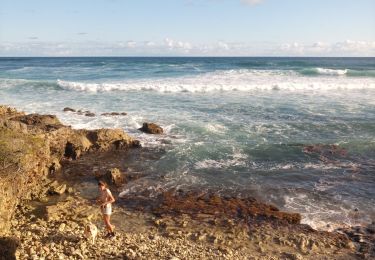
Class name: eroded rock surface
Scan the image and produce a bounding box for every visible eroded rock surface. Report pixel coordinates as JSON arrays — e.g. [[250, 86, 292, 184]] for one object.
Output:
[[0, 106, 139, 235], [139, 122, 164, 134]]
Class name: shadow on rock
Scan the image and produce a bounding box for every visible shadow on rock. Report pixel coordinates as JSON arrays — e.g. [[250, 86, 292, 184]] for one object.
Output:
[[0, 237, 20, 260]]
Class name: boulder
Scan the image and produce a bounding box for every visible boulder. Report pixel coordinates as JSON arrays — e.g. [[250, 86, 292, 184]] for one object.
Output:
[[63, 107, 76, 112], [86, 128, 135, 150], [139, 122, 163, 134], [98, 168, 125, 186]]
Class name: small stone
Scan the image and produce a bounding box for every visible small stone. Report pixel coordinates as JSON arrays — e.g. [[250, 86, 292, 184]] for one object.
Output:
[[58, 223, 66, 232]]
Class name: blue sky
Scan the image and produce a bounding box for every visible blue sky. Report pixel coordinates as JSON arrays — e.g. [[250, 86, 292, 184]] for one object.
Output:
[[0, 0, 374, 56]]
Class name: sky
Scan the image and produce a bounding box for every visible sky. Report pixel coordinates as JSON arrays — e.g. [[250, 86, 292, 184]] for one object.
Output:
[[0, 0, 374, 56]]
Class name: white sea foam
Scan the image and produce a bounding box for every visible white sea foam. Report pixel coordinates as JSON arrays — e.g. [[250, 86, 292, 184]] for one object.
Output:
[[194, 151, 247, 169], [315, 68, 348, 76], [204, 123, 227, 134], [56, 69, 375, 93], [0, 78, 30, 88]]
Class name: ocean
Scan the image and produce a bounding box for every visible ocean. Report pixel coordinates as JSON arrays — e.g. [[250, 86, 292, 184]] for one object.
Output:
[[1, 57, 374, 230]]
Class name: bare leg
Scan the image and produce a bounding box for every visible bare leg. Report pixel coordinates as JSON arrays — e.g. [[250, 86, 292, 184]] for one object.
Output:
[[103, 214, 113, 233]]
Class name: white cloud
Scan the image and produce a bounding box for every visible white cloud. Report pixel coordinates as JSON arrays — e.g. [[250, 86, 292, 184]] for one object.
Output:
[[273, 40, 375, 56], [126, 41, 137, 48], [164, 38, 192, 52], [240, 0, 264, 6], [0, 39, 374, 57]]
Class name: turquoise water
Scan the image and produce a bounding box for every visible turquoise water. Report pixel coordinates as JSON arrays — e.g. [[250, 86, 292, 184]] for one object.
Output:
[[1, 57, 375, 230]]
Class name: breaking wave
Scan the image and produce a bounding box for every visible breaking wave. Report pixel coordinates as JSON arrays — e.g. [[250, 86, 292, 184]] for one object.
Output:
[[300, 67, 375, 77], [56, 69, 375, 93]]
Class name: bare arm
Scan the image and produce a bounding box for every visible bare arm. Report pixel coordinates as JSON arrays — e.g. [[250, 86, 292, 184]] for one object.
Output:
[[101, 190, 115, 207]]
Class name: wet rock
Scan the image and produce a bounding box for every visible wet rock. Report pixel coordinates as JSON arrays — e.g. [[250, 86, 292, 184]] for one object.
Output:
[[139, 122, 163, 134], [84, 112, 95, 117], [101, 112, 127, 116], [147, 190, 301, 224], [63, 107, 76, 112]]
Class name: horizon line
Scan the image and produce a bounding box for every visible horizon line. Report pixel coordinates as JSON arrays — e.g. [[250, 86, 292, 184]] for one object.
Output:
[[0, 56, 374, 58]]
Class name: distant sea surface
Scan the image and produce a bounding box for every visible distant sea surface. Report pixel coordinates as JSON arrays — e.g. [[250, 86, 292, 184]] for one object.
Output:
[[1, 57, 375, 230]]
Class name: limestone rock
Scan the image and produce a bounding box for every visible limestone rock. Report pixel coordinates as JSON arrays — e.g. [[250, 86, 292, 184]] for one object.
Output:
[[11, 114, 63, 131], [139, 122, 163, 134], [103, 168, 125, 186], [48, 181, 67, 195]]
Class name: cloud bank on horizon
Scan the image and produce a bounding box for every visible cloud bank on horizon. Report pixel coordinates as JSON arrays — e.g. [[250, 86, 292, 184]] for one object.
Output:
[[1, 39, 374, 57], [0, 0, 374, 56]]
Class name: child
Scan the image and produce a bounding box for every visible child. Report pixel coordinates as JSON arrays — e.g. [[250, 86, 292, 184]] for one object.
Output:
[[97, 180, 116, 238]]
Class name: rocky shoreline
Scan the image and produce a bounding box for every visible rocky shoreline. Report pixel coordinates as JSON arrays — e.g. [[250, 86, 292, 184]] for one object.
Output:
[[0, 106, 373, 259]]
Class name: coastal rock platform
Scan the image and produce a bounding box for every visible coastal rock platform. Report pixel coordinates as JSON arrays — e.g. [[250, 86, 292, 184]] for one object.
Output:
[[0, 106, 369, 259]]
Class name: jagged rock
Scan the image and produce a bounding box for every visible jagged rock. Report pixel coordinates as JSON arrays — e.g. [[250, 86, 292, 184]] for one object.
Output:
[[86, 128, 134, 150], [0, 106, 139, 234], [63, 107, 76, 112], [48, 181, 66, 195], [100, 168, 125, 186], [101, 112, 127, 116], [11, 114, 63, 131], [139, 122, 163, 134]]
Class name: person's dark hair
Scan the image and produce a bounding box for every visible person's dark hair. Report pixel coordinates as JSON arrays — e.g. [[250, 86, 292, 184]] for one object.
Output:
[[98, 180, 107, 187]]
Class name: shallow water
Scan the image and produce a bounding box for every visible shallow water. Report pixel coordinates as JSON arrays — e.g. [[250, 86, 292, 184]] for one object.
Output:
[[1, 57, 375, 230]]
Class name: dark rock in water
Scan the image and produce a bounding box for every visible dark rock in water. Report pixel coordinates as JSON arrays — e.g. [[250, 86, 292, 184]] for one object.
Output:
[[139, 122, 163, 134], [63, 107, 76, 112], [101, 112, 127, 116], [85, 112, 95, 117], [303, 144, 348, 157]]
